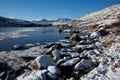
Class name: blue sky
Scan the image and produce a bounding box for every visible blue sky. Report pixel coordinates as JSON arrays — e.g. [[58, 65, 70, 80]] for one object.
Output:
[[0, 0, 120, 20]]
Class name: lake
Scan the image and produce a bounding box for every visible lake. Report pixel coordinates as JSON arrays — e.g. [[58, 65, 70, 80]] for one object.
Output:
[[0, 27, 69, 51]]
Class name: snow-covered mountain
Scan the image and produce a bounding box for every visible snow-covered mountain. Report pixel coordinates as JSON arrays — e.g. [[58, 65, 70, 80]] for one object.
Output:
[[32, 18, 71, 25], [68, 4, 120, 28]]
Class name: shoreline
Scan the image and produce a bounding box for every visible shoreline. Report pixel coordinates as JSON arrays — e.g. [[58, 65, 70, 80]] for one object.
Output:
[[0, 26, 120, 80]]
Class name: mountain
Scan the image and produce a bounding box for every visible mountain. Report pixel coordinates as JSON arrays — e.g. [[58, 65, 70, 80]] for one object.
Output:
[[0, 16, 71, 27], [68, 4, 120, 28], [32, 18, 71, 25], [0, 16, 32, 26]]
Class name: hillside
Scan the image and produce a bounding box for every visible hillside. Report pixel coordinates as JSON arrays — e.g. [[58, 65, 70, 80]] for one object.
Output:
[[68, 4, 120, 29]]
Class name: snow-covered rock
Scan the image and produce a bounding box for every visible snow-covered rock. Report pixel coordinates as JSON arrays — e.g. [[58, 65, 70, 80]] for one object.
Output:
[[17, 70, 47, 80], [61, 57, 80, 66], [74, 59, 97, 72], [29, 55, 53, 70]]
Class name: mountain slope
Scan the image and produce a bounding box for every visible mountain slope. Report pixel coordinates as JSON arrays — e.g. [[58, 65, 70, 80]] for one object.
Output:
[[68, 4, 120, 28]]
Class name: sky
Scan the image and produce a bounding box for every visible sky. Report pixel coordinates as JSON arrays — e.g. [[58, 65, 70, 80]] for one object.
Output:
[[0, 0, 120, 20]]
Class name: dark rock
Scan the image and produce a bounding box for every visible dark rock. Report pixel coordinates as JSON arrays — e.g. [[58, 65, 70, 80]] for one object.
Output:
[[59, 66, 73, 78]]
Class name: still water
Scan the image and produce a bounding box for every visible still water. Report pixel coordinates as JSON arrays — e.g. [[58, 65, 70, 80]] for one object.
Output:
[[0, 27, 69, 51]]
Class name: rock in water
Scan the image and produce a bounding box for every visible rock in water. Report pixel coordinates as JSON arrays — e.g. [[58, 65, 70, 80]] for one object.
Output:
[[29, 55, 53, 70], [12, 44, 24, 50]]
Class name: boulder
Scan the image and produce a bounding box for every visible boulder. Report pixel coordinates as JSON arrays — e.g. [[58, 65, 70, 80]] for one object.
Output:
[[29, 55, 53, 70], [74, 59, 97, 73], [52, 49, 61, 61], [70, 34, 82, 41]]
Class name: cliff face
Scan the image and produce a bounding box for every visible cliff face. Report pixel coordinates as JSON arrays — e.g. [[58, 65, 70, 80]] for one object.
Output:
[[68, 4, 120, 28]]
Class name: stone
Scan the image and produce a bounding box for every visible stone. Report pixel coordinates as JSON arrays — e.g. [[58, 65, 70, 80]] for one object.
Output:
[[70, 34, 82, 41], [47, 66, 61, 75], [29, 55, 53, 70]]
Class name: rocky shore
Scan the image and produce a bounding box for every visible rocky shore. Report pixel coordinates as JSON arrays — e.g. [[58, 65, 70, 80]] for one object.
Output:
[[0, 25, 120, 80]]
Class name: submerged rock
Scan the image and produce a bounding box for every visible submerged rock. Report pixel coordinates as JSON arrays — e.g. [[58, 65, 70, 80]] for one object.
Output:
[[12, 44, 24, 50], [29, 55, 53, 70]]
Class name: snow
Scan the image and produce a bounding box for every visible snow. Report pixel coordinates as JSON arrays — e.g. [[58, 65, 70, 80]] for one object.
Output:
[[47, 65, 61, 75]]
